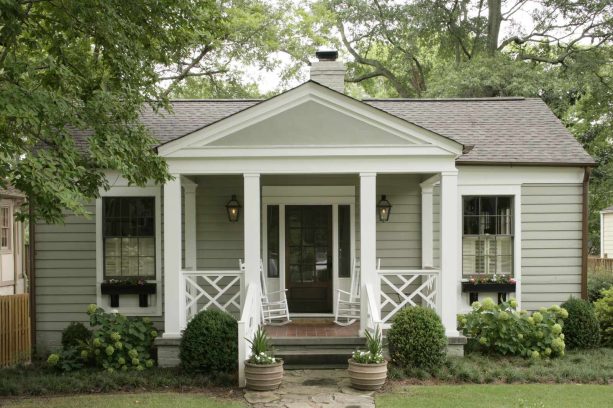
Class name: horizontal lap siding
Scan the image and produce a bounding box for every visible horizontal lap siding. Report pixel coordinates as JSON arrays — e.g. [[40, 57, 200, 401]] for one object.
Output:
[[521, 184, 583, 310], [377, 174, 421, 269], [35, 204, 97, 351], [35, 197, 165, 353]]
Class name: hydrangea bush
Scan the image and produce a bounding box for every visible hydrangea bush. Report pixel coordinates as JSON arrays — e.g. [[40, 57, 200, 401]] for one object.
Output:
[[47, 304, 157, 372], [458, 298, 567, 359], [594, 287, 613, 347]]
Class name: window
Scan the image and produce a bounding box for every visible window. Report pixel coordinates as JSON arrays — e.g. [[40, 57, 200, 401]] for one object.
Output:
[[462, 196, 513, 276], [103, 197, 155, 278], [267, 205, 279, 277], [1, 206, 10, 250], [338, 205, 351, 277]]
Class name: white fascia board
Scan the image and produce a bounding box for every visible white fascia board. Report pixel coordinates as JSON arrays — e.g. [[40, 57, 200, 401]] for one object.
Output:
[[166, 155, 458, 175], [458, 165, 584, 185], [164, 145, 456, 159], [157, 82, 463, 157]]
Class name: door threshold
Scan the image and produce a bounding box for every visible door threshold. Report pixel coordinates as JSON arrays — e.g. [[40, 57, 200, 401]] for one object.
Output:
[[290, 313, 334, 318]]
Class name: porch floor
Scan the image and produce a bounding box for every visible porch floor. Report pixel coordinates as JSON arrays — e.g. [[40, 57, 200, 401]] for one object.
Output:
[[264, 320, 359, 338]]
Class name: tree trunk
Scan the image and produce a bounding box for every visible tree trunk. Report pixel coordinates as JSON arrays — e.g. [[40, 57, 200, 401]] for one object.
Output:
[[487, 0, 502, 55]]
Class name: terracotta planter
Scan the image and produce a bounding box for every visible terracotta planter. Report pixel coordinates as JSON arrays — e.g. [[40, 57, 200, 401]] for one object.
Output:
[[347, 358, 387, 391], [245, 360, 284, 391]]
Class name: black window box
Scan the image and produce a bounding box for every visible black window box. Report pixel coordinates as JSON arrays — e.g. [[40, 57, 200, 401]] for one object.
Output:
[[461, 282, 516, 293], [101, 283, 156, 308]]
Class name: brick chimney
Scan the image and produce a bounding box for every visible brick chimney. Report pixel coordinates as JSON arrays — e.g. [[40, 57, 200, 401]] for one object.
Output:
[[309, 49, 345, 93]]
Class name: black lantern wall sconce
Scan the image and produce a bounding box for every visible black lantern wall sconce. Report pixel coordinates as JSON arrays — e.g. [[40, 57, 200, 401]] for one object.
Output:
[[225, 195, 241, 222], [377, 195, 392, 222]]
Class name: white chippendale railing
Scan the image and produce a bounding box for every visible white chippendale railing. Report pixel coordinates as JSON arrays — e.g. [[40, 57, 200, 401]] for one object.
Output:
[[378, 267, 439, 328], [238, 283, 261, 387], [182, 270, 244, 324]]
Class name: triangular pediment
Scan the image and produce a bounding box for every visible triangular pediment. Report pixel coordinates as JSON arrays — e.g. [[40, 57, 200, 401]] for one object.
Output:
[[158, 82, 463, 157]]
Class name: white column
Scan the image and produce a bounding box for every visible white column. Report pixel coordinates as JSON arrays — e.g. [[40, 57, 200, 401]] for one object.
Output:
[[163, 176, 183, 338], [440, 171, 460, 337], [243, 174, 261, 289], [420, 175, 439, 269], [360, 173, 378, 334], [183, 178, 198, 270]]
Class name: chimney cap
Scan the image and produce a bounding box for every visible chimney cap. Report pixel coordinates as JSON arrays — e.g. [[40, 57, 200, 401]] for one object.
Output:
[[316, 49, 338, 61]]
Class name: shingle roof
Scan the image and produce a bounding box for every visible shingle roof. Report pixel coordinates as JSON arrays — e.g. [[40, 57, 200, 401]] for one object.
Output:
[[71, 94, 594, 166], [0, 185, 25, 198], [602, 206, 613, 213]]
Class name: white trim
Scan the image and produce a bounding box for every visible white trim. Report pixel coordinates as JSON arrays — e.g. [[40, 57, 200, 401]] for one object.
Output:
[[158, 83, 463, 156], [458, 166, 584, 185], [420, 176, 438, 269], [0, 200, 13, 253], [96, 186, 162, 317], [457, 184, 522, 311], [261, 186, 356, 315], [167, 156, 458, 175], [601, 212, 605, 257], [440, 172, 460, 337]]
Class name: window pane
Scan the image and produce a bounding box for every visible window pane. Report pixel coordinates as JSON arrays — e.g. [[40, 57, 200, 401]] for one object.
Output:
[[463, 215, 479, 235], [497, 197, 513, 235], [102, 197, 156, 280], [338, 205, 351, 278], [1, 207, 9, 227], [1, 229, 8, 248], [139, 237, 155, 257], [139, 257, 155, 277], [267, 205, 279, 278], [463, 197, 479, 216]]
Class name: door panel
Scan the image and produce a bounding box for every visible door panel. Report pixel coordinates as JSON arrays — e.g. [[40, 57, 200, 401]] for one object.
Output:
[[285, 205, 333, 313]]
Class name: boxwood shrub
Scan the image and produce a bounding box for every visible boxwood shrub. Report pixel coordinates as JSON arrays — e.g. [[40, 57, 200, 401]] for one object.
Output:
[[561, 298, 600, 350], [594, 287, 613, 347], [179, 309, 238, 373], [459, 298, 567, 359], [387, 306, 447, 372], [61, 322, 92, 349]]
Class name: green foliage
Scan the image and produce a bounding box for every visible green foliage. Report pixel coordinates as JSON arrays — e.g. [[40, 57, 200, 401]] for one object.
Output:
[[588, 273, 613, 303], [0, 0, 283, 223], [459, 298, 567, 359], [0, 366, 235, 397], [61, 322, 92, 350], [594, 287, 613, 347], [46, 348, 84, 373], [352, 326, 384, 364], [247, 326, 276, 364], [560, 298, 601, 350], [180, 309, 238, 373], [86, 305, 157, 372], [387, 307, 447, 372]]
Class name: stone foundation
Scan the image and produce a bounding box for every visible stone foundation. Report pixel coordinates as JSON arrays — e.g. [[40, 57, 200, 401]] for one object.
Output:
[[154, 337, 181, 367], [446, 335, 467, 357]]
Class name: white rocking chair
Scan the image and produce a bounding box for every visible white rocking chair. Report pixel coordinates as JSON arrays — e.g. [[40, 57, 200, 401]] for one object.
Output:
[[239, 259, 291, 326], [334, 258, 360, 326]]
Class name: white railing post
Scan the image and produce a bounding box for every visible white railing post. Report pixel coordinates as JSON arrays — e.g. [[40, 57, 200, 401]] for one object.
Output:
[[163, 176, 183, 338], [440, 171, 460, 337]]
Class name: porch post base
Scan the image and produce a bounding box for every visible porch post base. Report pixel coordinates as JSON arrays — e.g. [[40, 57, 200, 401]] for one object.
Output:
[[446, 335, 467, 357], [154, 337, 181, 367]]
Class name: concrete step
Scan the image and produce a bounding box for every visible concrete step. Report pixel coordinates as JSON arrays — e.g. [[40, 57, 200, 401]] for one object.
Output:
[[274, 348, 354, 368], [270, 336, 364, 347]]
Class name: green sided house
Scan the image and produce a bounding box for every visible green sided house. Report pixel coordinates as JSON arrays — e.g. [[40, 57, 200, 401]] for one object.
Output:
[[31, 51, 594, 385]]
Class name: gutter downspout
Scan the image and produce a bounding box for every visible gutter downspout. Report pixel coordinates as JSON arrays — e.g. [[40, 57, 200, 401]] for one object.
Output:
[[29, 202, 36, 354], [581, 167, 592, 300]]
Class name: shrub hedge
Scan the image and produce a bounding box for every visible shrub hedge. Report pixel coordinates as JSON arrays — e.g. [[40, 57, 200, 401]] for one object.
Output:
[[61, 322, 92, 349], [560, 298, 600, 350], [179, 309, 238, 373], [387, 306, 447, 372]]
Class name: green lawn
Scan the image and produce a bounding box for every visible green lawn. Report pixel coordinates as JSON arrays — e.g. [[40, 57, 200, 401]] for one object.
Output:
[[377, 384, 613, 408], [2, 393, 244, 408]]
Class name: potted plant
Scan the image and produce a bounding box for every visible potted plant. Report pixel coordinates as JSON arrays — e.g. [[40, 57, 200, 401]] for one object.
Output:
[[348, 326, 387, 391], [461, 275, 517, 293], [244, 326, 283, 391]]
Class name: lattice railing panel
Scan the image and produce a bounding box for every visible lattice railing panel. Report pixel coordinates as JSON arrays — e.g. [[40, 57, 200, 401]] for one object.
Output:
[[183, 271, 242, 322], [378, 270, 438, 325]]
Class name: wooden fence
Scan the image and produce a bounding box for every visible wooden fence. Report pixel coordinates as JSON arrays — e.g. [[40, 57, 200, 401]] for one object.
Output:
[[588, 256, 613, 273], [0, 294, 31, 367]]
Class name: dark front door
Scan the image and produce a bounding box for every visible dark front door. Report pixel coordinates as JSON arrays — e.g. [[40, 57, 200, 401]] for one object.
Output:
[[285, 205, 333, 313]]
